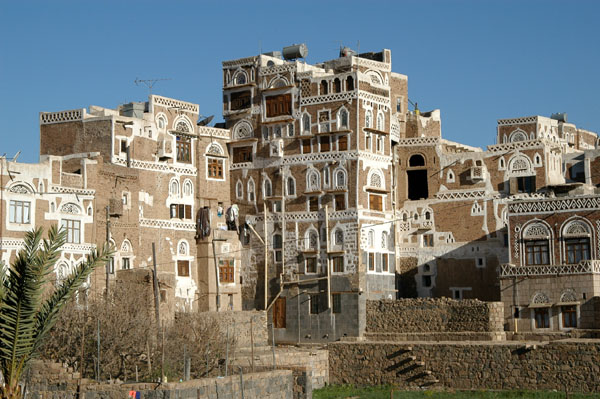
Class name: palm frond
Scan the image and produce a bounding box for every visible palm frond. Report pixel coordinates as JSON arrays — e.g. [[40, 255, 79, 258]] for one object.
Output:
[[32, 242, 112, 357], [0, 226, 66, 387]]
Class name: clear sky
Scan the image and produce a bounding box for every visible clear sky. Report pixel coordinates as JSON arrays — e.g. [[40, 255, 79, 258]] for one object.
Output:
[[1, 0, 598, 164]]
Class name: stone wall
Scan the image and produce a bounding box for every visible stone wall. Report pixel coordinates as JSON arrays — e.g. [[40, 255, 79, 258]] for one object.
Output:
[[28, 367, 297, 399], [366, 298, 504, 333], [204, 310, 268, 348], [329, 340, 600, 393]]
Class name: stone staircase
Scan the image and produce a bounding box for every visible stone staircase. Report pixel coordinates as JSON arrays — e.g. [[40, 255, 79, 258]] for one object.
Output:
[[385, 346, 439, 389]]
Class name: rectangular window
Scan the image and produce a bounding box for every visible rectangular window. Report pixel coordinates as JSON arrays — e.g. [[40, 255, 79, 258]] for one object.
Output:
[[319, 136, 330, 152], [170, 204, 192, 219], [423, 275, 432, 287], [9, 200, 30, 224], [120, 139, 127, 154], [525, 240, 549, 265], [382, 253, 388, 272], [219, 259, 235, 283], [273, 297, 286, 328], [176, 135, 191, 163], [565, 238, 590, 264], [369, 194, 383, 211], [305, 257, 317, 274], [368, 253, 375, 271], [562, 305, 577, 328], [534, 308, 550, 329], [302, 139, 312, 154], [122, 257, 131, 270], [332, 256, 344, 273], [365, 134, 371, 150], [178, 260, 190, 277], [309, 197, 319, 212], [207, 158, 224, 179], [334, 194, 346, 211], [332, 293, 342, 314], [233, 146, 253, 163], [338, 135, 348, 151], [376, 136, 383, 153], [273, 234, 283, 263], [230, 90, 251, 110], [60, 219, 81, 244], [273, 200, 282, 213], [108, 257, 115, 274], [265, 94, 292, 117], [517, 176, 536, 193], [310, 294, 320, 315], [423, 234, 434, 247]]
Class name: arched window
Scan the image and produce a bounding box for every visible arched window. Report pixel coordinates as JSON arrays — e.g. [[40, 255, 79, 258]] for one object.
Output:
[[247, 179, 256, 202], [234, 71, 247, 85], [320, 80, 328, 95], [368, 170, 383, 188], [425, 211, 431, 220], [156, 113, 167, 130], [376, 112, 384, 131], [334, 229, 344, 245], [307, 169, 320, 191], [335, 168, 346, 188], [338, 108, 349, 130], [409, 154, 425, 167], [306, 229, 319, 251], [56, 262, 70, 283], [523, 222, 551, 265], [273, 233, 283, 262], [333, 78, 341, 93], [447, 170, 455, 183], [302, 114, 311, 134], [183, 179, 193, 196], [368, 230, 374, 248], [287, 177, 296, 196], [499, 157, 506, 170], [263, 177, 272, 198], [346, 76, 354, 91], [178, 240, 189, 256], [562, 220, 592, 264], [170, 179, 179, 196], [236, 180, 243, 199], [381, 231, 389, 249], [365, 110, 373, 128], [323, 165, 330, 188]]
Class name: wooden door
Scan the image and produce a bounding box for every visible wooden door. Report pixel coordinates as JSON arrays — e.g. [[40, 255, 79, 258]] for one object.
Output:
[[273, 297, 286, 328]]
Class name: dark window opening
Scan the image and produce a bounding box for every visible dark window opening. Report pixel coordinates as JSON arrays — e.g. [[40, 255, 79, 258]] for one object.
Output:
[[332, 293, 342, 314], [422, 275, 432, 287], [178, 260, 190, 277], [338, 135, 348, 151], [332, 256, 344, 273], [565, 237, 590, 264], [266, 94, 292, 117], [310, 294, 320, 314], [525, 240, 549, 265], [320, 136, 330, 152], [230, 90, 251, 110], [407, 170, 429, 200], [302, 139, 312, 154], [409, 154, 425, 167], [320, 80, 328, 95], [334, 194, 346, 211], [333, 78, 341, 93], [170, 204, 192, 219], [309, 197, 319, 212], [233, 146, 253, 163], [346, 76, 354, 91], [562, 306, 577, 328], [534, 308, 550, 329], [305, 257, 317, 273]]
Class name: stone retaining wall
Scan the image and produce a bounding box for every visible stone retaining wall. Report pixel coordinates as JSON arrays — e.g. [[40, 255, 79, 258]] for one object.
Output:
[[329, 340, 600, 393], [366, 298, 504, 333], [205, 310, 268, 348], [27, 360, 301, 399]]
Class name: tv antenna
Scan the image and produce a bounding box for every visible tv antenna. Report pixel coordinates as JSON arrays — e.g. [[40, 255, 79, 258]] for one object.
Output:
[[134, 77, 172, 95]]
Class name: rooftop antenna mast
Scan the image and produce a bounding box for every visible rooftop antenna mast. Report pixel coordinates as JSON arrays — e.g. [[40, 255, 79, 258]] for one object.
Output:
[[134, 77, 172, 96]]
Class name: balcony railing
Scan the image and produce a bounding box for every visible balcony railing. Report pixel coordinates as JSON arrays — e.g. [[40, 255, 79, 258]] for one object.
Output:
[[500, 260, 600, 277]]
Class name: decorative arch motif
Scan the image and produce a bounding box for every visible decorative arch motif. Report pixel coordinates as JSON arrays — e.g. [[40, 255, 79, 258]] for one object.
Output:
[[365, 109, 373, 128], [447, 169, 455, 183], [560, 289, 578, 303], [531, 292, 551, 304], [409, 154, 426, 167], [523, 222, 551, 239], [8, 183, 33, 194], [56, 262, 70, 283], [174, 116, 193, 133], [263, 177, 272, 198], [287, 176, 296, 196], [178, 240, 189, 256], [233, 69, 248, 85], [381, 231, 389, 249], [337, 107, 349, 130], [563, 220, 591, 237], [305, 228, 319, 251], [268, 75, 289, 88], [509, 129, 528, 143], [235, 180, 243, 199], [365, 70, 384, 85], [302, 113, 311, 134], [334, 167, 347, 188], [169, 179, 180, 196], [376, 111, 384, 131], [367, 168, 384, 188], [182, 179, 193, 196], [247, 178, 256, 202], [508, 154, 533, 176], [367, 229, 374, 248], [155, 112, 168, 130], [60, 203, 81, 215], [307, 169, 320, 191], [206, 142, 224, 156], [333, 228, 344, 246], [233, 120, 253, 139], [121, 239, 132, 253]]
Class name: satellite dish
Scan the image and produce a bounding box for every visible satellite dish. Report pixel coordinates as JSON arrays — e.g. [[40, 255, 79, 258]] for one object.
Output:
[[197, 115, 214, 126]]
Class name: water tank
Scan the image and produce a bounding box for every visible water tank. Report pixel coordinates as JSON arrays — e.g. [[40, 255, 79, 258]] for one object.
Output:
[[120, 102, 145, 119], [551, 112, 568, 123], [282, 44, 308, 60]]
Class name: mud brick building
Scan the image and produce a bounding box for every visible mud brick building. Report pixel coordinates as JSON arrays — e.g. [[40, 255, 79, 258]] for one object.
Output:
[[1, 95, 242, 316], [221, 45, 599, 342]]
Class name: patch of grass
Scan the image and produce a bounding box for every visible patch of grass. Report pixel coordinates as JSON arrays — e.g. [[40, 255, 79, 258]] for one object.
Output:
[[313, 385, 598, 399]]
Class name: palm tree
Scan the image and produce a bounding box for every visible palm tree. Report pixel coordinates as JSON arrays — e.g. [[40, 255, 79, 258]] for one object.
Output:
[[0, 226, 111, 399]]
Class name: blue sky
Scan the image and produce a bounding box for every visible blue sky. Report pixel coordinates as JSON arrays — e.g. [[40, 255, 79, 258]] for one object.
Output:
[[1, 0, 598, 163]]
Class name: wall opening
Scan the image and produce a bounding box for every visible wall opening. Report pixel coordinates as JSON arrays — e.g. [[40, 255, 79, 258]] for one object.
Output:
[[407, 170, 428, 200]]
